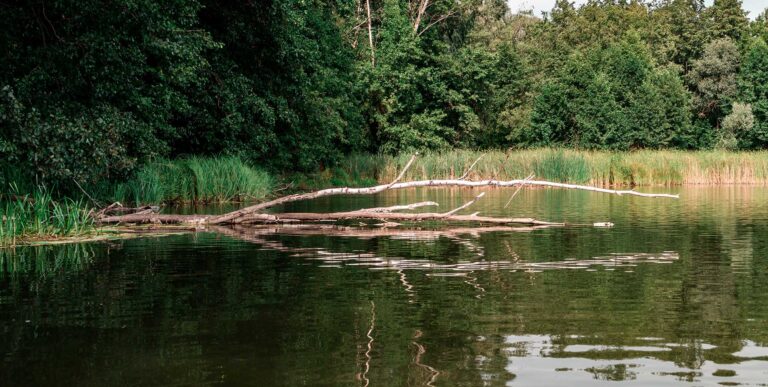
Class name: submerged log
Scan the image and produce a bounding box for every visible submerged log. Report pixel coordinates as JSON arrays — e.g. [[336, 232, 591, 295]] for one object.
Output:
[[238, 212, 563, 226], [95, 153, 679, 227]]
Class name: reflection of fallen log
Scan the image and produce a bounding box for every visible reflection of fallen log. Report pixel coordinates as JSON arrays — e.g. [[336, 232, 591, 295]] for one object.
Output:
[[96, 153, 679, 227], [209, 224, 680, 273], [209, 224, 554, 241], [209, 224, 548, 262]]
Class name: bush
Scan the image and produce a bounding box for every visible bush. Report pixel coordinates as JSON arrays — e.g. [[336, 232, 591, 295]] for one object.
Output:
[[719, 102, 755, 149]]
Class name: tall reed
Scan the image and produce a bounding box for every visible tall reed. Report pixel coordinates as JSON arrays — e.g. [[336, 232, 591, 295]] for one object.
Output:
[[111, 156, 274, 205], [312, 149, 768, 187], [1, 187, 95, 246]]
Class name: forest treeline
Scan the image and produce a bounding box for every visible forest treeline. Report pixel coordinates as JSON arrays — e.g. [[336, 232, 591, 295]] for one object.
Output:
[[1, 0, 767, 189]]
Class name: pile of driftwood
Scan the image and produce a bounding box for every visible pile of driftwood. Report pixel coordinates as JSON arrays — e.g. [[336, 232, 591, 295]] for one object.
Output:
[[95, 154, 678, 228]]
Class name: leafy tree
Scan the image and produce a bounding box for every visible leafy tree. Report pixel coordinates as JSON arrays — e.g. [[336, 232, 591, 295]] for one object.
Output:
[[575, 73, 630, 149], [2, 0, 767, 191], [192, 0, 366, 170], [629, 68, 693, 148], [651, 0, 707, 68], [739, 38, 768, 147], [719, 102, 754, 149], [447, 44, 531, 148], [600, 33, 654, 102], [687, 38, 741, 124], [751, 10, 768, 42], [525, 82, 571, 147], [702, 0, 749, 42], [0, 0, 216, 185], [365, 0, 452, 153]]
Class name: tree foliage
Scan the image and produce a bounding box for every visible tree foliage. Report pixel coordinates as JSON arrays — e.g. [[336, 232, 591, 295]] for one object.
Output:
[[687, 38, 741, 124], [738, 38, 768, 147], [1, 0, 767, 188], [719, 102, 754, 149]]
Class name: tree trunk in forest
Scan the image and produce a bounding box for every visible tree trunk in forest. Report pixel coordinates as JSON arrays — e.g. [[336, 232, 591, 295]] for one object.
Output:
[[413, 0, 429, 34], [366, 0, 375, 66]]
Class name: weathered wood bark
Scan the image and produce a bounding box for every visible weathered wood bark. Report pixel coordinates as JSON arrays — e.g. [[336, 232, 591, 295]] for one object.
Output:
[[204, 179, 677, 225], [353, 201, 439, 213], [366, 0, 375, 66], [237, 212, 563, 226], [98, 213, 212, 224], [96, 153, 679, 227], [413, 0, 429, 33], [209, 224, 556, 240]]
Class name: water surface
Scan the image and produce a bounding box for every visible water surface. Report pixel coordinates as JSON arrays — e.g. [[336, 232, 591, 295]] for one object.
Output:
[[2, 187, 768, 386]]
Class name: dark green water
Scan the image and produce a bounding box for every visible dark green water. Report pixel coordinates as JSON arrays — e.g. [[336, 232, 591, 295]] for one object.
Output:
[[2, 187, 768, 386]]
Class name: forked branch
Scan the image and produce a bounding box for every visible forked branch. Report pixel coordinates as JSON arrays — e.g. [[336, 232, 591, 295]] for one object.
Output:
[[96, 153, 678, 227]]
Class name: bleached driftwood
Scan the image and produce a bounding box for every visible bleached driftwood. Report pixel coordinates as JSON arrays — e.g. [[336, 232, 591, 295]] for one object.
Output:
[[96, 153, 678, 227], [353, 201, 439, 213]]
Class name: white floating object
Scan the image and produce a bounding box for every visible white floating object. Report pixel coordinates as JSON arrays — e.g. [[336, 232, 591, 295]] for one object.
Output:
[[593, 222, 615, 227]]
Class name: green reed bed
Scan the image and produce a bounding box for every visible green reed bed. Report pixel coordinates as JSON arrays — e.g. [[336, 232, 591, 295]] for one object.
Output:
[[1, 188, 95, 247], [111, 156, 274, 205], [315, 149, 768, 187]]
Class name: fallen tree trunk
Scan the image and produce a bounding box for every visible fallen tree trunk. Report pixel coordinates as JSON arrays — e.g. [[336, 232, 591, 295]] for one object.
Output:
[[96, 153, 679, 227], [231, 192, 562, 226], [238, 212, 563, 226], [209, 224, 557, 240], [207, 177, 679, 225]]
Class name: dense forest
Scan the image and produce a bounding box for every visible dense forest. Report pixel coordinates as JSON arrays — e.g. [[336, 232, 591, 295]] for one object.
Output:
[[1, 0, 767, 189]]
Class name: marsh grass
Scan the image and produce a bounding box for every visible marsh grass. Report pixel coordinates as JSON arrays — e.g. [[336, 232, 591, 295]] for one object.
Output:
[[306, 149, 768, 188], [1, 187, 95, 246], [111, 156, 274, 205]]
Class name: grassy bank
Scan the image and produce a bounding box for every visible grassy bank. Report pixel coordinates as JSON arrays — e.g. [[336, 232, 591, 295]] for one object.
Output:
[[297, 149, 768, 188], [110, 156, 274, 205], [1, 189, 95, 247]]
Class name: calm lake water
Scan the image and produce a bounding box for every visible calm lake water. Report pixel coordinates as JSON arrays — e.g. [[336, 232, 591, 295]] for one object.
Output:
[[2, 187, 768, 386]]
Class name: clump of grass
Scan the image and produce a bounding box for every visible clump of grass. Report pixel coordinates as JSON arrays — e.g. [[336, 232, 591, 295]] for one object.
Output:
[[1, 186, 95, 247], [317, 149, 768, 187], [534, 150, 591, 183], [111, 156, 274, 205]]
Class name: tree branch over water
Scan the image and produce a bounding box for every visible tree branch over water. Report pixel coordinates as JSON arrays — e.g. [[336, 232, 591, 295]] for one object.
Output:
[[96, 154, 678, 227]]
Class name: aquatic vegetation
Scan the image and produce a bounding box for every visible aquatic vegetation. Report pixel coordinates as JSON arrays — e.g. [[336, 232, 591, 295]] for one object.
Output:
[[110, 156, 274, 205], [0, 187, 95, 247], [304, 149, 768, 188]]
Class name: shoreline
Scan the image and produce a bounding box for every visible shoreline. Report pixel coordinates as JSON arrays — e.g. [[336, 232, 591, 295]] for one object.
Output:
[[293, 149, 768, 189]]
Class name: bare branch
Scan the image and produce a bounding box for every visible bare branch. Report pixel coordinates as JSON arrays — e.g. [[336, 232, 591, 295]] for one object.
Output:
[[96, 153, 678, 229], [388, 153, 419, 188], [417, 10, 458, 36], [206, 153, 420, 224], [237, 210, 563, 227], [442, 192, 485, 217], [504, 173, 535, 209], [99, 177, 678, 226], [211, 224, 556, 240], [458, 154, 485, 180], [354, 201, 439, 213], [413, 0, 429, 33], [366, 0, 375, 66]]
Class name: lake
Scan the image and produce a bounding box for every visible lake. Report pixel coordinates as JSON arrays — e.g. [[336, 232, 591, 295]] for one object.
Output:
[[2, 187, 768, 386]]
